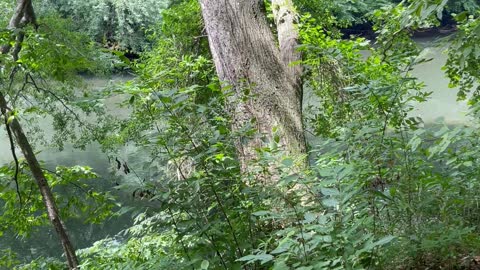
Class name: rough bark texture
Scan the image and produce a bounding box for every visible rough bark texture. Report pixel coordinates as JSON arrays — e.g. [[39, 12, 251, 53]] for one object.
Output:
[[272, 0, 302, 90], [199, 0, 306, 173], [0, 0, 79, 268]]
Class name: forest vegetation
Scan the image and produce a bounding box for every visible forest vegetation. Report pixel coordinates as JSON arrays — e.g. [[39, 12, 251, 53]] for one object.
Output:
[[1, 0, 480, 269]]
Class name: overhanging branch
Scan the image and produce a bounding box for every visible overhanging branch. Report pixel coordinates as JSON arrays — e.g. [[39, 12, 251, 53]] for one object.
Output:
[[1, 108, 22, 206]]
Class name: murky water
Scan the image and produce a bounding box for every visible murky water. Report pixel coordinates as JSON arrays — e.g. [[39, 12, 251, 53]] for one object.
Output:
[[0, 36, 474, 261], [411, 36, 471, 124], [0, 75, 135, 261]]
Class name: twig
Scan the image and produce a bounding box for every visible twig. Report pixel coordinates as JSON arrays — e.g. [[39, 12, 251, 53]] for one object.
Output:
[[2, 110, 22, 206], [26, 73, 84, 124], [43, 168, 91, 195]]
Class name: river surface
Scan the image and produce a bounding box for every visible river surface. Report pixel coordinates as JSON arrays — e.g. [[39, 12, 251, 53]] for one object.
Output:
[[0, 36, 473, 262], [411, 36, 471, 124]]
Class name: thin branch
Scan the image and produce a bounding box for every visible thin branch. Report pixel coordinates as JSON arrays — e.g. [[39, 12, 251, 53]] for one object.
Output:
[[19, 93, 35, 107], [26, 73, 84, 124], [43, 168, 91, 195], [11, 31, 25, 62], [13, 73, 29, 105], [166, 207, 194, 269], [2, 110, 22, 206]]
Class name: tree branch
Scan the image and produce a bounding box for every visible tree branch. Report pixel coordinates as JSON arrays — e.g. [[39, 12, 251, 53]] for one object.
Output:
[[2, 110, 22, 206], [26, 73, 84, 124]]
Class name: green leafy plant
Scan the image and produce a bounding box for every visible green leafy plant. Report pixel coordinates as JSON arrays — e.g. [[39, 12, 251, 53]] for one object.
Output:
[[40, 0, 170, 53], [5, 1, 480, 269]]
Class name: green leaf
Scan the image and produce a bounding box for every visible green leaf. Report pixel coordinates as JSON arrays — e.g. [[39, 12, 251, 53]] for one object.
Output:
[[408, 135, 422, 151], [252, 211, 270, 216], [214, 153, 225, 161], [365, 235, 395, 250], [272, 261, 289, 270], [320, 187, 340, 196], [113, 50, 131, 65], [456, 11, 468, 22], [314, 261, 331, 268], [274, 134, 281, 144], [237, 254, 273, 264], [7, 115, 14, 124], [322, 198, 339, 208], [282, 158, 294, 167], [304, 212, 316, 223], [201, 260, 209, 269]]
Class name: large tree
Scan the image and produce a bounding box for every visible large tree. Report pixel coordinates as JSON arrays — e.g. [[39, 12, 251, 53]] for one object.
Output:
[[199, 0, 307, 173]]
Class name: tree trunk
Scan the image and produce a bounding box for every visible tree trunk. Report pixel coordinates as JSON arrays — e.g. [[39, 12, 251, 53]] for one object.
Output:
[[199, 0, 306, 173], [272, 0, 302, 89], [0, 101, 79, 269], [0, 0, 79, 268]]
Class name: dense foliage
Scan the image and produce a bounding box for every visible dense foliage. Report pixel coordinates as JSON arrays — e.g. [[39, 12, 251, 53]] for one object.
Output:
[[1, 0, 480, 269], [38, 0, 171, 53]]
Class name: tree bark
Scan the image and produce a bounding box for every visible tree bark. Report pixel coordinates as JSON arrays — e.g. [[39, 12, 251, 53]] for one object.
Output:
[[1, 0, 79, 268], [271, 0, 302, 89], [199, 0, 306, 173]]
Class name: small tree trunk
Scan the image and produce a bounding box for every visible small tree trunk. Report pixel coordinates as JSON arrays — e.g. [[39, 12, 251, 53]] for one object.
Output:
[[0, 99, 79, 269], [199, 0, 306, 174], [1, 0, 79, 268]]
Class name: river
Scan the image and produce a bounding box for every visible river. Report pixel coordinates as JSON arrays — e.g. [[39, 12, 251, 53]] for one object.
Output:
[[0, 36, 473, 262], [411, 36, 471, 124]]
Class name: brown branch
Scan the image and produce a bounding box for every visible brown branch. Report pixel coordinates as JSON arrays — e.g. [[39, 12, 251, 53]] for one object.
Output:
[[2, 110, 22, 206], [12, 31, 25, 62], [1, 0, 35, 55]]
